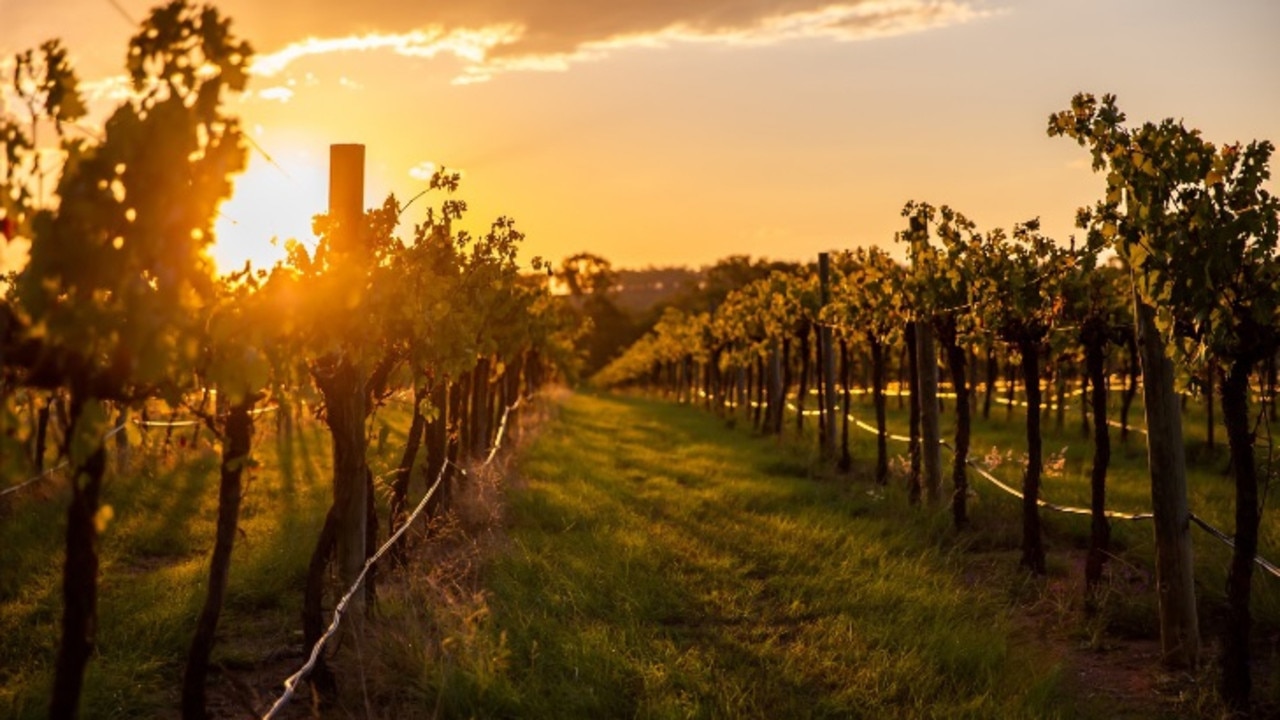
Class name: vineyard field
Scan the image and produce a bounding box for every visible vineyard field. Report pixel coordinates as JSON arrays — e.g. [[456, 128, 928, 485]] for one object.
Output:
[[0, 403, 421, 716]]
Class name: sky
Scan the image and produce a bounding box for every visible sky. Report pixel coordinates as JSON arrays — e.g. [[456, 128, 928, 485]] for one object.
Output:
[[2, 0, 1278, 273]]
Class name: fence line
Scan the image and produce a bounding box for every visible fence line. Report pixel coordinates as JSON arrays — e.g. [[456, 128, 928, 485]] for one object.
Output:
[[3, 406, 288, 498], [483, 397, 522, 466], [710, 388, 1152, 429], [837, 409, 1279, 577], [0, 422, 127, 499], [261, 398, 524, 719], [135, 418, 202, 428], [0, 462, 70, 498], [1189, 513, 1280, 580]]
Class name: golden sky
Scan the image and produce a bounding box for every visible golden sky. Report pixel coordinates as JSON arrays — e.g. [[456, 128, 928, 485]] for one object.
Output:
[[2, 0, 1278, 273]]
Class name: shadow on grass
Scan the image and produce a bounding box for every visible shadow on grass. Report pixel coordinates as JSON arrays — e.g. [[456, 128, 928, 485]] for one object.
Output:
[[432, 392, 1066, 719]]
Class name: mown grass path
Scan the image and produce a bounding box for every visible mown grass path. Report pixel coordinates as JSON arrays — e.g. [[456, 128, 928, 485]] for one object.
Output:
[[443, 392, 1073, 719]]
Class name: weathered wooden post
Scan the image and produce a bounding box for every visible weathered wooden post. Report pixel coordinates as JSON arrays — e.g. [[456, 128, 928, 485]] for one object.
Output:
[[330, 143, 368, 609], [910, 216, 942, 505], [819, 253, 837, 457], [1133, 287, 1199, 668]]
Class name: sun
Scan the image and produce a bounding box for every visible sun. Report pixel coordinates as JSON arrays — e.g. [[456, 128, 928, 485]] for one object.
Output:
[[211, 141, 329, 275]]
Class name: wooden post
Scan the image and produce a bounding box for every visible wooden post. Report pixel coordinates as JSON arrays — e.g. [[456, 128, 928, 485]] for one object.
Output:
[[330, 143, 367, 609], [910, 217, 942, 505], [768, 342, 784, 434], [330, 144, 365, 256], [916, 321, 942, 504], [819, 253, 837, 457], [1133, 291, 1200, 668]]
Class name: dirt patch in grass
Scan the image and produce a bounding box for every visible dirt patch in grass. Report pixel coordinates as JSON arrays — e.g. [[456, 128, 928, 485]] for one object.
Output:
[[968, 544, 1280, 719]]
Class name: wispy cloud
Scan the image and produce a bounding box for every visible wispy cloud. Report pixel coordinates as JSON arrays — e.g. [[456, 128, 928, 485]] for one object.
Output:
[[2, 0, 997, 113], [246, 0, 997, 84], [408, 161, 437, 180], [249, 26, 522, 77], [257, 86, 295, 103]]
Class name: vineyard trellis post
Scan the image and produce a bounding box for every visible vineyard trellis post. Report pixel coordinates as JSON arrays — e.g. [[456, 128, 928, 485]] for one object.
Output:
[[909, 215, 942, 505], [329, 142, 369, 611], [1132, 283, 1199, 667], [818, 253, 837, 457]]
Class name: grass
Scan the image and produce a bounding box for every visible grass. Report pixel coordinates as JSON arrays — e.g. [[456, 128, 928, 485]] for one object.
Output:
[[3, 383, 1277, 717], [839, 384, 1280, 711], [845, 385, 1280, 624], [410, 392, 1078, 719], [0, 401, 423, 718]]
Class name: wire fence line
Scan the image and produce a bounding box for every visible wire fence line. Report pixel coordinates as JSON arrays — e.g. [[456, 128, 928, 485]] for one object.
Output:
[[708, 394, 1229, 555], [837, 408, 1279, 579], [3, 404, 288, 499], [0, 421, 128, 499], [483, 397, 522, 467], [261, 398, 525, 720], [1189, 513, 1280, 580], [261, 459, 451, 720], [0, 462, 70, 499], [711, 388, 1152, 426], [134, 418, 203, 428]]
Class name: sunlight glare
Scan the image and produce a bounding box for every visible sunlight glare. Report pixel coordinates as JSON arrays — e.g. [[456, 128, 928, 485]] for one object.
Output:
[[212, 143, 328, 275]]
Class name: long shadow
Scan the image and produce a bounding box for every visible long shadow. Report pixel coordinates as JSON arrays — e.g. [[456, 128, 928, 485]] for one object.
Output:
[[471, 393, 943, 717]]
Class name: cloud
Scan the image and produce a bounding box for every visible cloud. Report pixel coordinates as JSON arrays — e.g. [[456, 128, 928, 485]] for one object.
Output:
[[408, 161, 437, 181], [257, 86, 295, 103], [248, 26, 522, 77], [240, 0, 997, 82], [1, 0, 996, 112]]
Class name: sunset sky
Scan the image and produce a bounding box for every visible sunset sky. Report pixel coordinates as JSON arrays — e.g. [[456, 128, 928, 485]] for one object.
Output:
[[2, 0, 1277, 273]]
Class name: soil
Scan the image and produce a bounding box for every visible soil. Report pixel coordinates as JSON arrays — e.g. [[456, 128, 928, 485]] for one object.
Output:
[[980, 549, 1280, 719]]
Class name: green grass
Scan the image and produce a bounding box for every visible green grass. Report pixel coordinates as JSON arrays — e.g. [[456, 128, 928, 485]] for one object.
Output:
[[842, 385, 1280, 626], [0, 403, 423, 718], [4, 384, 1277, 717], [424, 392, 1076, 719]]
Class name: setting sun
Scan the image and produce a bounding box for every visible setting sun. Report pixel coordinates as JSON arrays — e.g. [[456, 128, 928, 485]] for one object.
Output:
[[3, 1, 1279, 717], [210, 140, 329, 274]]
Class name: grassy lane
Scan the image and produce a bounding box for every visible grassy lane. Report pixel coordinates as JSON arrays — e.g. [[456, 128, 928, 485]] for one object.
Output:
[[436, 392, 1073, 719]]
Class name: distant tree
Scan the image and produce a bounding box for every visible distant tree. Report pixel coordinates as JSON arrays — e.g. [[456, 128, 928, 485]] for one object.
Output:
[[556, 252, 640, 374], [558, 252, 617, 297]]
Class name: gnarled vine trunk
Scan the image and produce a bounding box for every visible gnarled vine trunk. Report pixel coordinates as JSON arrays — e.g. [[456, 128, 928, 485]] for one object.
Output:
[[838, 337, 851, 473], [906, 322, 922, 505], [870, 337, 888, 485], [1019, 341, 1045, 575], [50, 393, 107, 720], [795, 327, 811, 435], [182, 399, 255, 719], [389, 384, 428, 539], [301, 356, 371, 692], [470, 356, 492, 458], [945, 337, 969, 529], [1221, 358, 1259, 710], [1083, 331, 1111, 604]]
